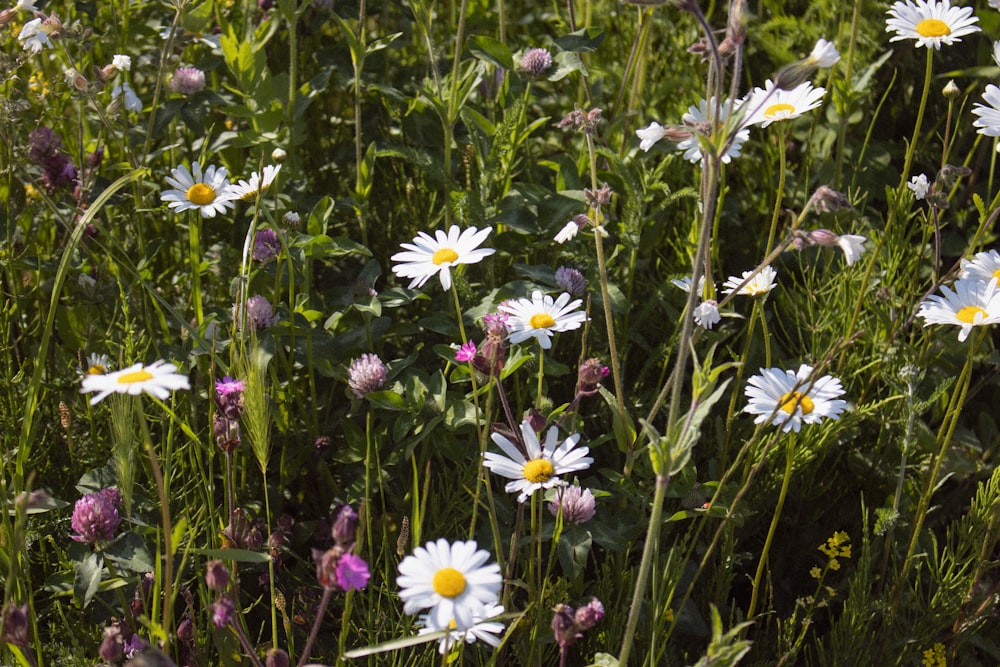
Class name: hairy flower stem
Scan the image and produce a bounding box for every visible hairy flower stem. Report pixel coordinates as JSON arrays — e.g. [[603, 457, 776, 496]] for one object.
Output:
[[763, 129, 787, 257], [889, 329, 980, 619], [747, 433, 796, 619], [297, 588, 333, 667]]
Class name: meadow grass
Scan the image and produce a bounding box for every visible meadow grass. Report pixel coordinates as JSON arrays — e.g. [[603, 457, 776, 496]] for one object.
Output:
[[3, 0, 1000, 665]]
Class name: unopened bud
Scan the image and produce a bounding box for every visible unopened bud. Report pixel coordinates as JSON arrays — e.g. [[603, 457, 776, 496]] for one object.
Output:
[[205, 560, 231, 591], [942, 79, 960, 99], [271, 147, 287, 163]]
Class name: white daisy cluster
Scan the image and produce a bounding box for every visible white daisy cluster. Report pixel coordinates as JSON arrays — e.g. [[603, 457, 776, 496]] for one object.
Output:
[[161, 162, 281, 218], [390, 225, 495, 291], [498, 291, 587, 350], [484, 421, 593, 503], [744, 364, 847, 433], [886, 0, 980, 50], [80, 360, 190, 405], [918, 251, 1000, 342]]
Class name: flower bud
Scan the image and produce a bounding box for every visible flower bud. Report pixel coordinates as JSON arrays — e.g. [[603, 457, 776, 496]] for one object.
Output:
[[205, 560, 230, 592]]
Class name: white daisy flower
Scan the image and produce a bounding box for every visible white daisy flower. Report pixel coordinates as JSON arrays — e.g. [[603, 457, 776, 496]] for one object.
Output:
[[972, 85, 1000, 150], [81, 360, 190, 405], [635, 121, 667, 152], [742, 80, 826, 128], [744, 364, 847, 433], [397, 539, 502, 632], [908, 173, 930, 199], [670, 275, 707, 294], [483, 421, 594, 503], [677, 97, 748, 164], [694, 300, 720, 329], [885, 0, 980, 50], [80, 353, 113, 377], [390, 226, 494, 291], [18, 18, 52, 55], [160, 162, 236, 218], [722, 265, 778, 297], [837, 234, 867, 266], [807, 39, 841, 68], [229, 164, 281, 201], [112, 83, 142, 113], [418, 603, 505, 655], [498, 290, 588, 349], [917, 277, 1000, 342], [960, 249, 1000, 283]]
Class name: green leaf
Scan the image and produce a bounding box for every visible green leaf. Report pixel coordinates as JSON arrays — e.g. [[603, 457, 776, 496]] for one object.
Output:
[[365, 390, 408, 411], [307, 195, 336, 236], [104, 533, 155, 572], [73, 551, 103, 609], [555, 27, 605, 53], [548, 51, 587, 81], [468, 35, 514, 70], [191, 548, 271, 563]]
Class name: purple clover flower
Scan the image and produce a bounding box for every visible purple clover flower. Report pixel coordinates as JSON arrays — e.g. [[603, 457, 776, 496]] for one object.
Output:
[[348, 353, 387, 397], [70, 490, 121, 544]]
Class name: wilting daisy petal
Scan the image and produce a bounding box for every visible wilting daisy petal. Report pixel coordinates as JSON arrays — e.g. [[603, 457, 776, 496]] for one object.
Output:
[[397, 539, 502, 632], [918, 277, 1000, 341], [744, 364, 847, 433], [161, 162, 237, 218], [418, 603, 505, 655], [81, 360, 190, 405], [972, 85, 1000, 150], [808, 39, 841, 68], [499, 291, 588, 349], [885, 0, 980, 50], [391, 226, 495, 291], [837, 235, 868, 266], [742, 80, 826, 128], [18, 18, 52, 55], [677, 97, 748, 164], [722, 265, 778, 297], [483, 421, 593, 503]]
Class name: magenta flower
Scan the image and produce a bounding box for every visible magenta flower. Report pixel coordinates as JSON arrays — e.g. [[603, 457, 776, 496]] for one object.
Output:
[[336, 553, 371, 591], [456, 341, 476, 362], [70, 490, 121, 544]]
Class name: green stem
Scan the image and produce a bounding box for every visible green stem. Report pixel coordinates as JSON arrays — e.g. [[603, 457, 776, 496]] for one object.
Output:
[[763, 129, 787, 257], [188, 212, 203, 327], [747, 433, 795, 619]]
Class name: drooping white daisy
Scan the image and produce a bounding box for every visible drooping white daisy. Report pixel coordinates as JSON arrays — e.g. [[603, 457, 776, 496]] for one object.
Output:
[[908, 173, 930, 199], [972, 85, 1000, 149], [81, 360, 191, 405], [959, 249, 1000, 283], [744, 364, 847, 433], [498, 291, 587, 349], [229, 164, 281, 201], [161, 162, 236, 218], [391, 226, 494, 291], [917, 277, 1000, 342], [694, 300, 720, 329], [885, 0, 980, 50], [397, 539, 502, 632], [722, 265, 778, 297], [742, 80, 826, 128], [635, 122, 667, 152], [18, 18, 52, 55], [677, 97, 748, 164], [837, 234, 868, 266], [807, 38, 841, 68], [483, 421, 593, 503], [418, 603, 505, 655]]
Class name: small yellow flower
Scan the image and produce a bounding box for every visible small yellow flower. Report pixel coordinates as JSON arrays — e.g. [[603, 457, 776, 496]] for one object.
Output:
[[809, 566, 821, 579], [819, 531, 852, 559], [921, 642, 947, 667], [828, 558, 841, 571]]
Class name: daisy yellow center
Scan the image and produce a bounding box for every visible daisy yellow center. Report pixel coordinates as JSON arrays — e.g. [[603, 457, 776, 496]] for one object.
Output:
[[764, 103, 796, 118], [523, 458, 555, 484], [529, 313, 556, 329], [432, 248, 459, 265], [117, 369, 153, 385], [186, 183, 216, 206], [956, 305, 987, 324], [432, 567, 466, 598], [916, 18, 950, 38], [88, 365, 106, 375], [992, 269, 1000, 281], [778, 391, 814, 415]]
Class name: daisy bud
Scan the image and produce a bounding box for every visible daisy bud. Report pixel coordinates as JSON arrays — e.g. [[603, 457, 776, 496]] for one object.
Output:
[[271, 147, 288, 162], [348, 353, 387, 397], [519, 47, 553, 78], [282, 210, 301, 228], [205, 560, 230, 592], [943, 79, 960, 99], [555, 266, 586, 296]]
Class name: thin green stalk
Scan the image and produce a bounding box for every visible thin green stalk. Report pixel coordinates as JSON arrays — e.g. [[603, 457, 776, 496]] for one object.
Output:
[[188, 211, 204, 327], [536, 345, 545, 409], [763, 129, 787, 257], [747, 432, 795, 619]]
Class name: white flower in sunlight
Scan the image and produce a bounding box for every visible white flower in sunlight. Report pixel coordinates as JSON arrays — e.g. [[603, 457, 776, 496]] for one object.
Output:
[[161, 162, 237, 217], [391, 225, 495, 291], [418, 603, 505, 655], [397, 539, 502, 632], [81, 360, 190, 405], [554, 218, 583, 244], [972, 85, 1000, 149], [918, 277, 1000, 342], [636, 121, 667, 152], [80, 353, 113, 377], [671, 275, 707, 294], [722, 265, 778, 297], [886, 0, 980, 50], [499, 291, 588, 349], [229, 164, 281, 201], [18, 18, 52, 55], [484, 421, 593, 503], [112, 83, 142, 112], [807, 39, 841, 68], [742, 80, 826, 128], [960, 249, 1000, 283], [693, 300, 720, 329], [15, 0, 39, 10], [677, 97, 748, 164], [744, 364, 847, 433], [908, 173, 930, 199], [837, 234, 867, 266], [112, 54, 132, 72]]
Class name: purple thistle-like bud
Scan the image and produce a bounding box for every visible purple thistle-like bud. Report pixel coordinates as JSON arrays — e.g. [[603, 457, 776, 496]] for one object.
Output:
[[28, 127, 77, 193], [348, 353, 387, 397], [265, 648, 290, 667], [551, 604, 580, 650], [313, 546, 344, 590], [211, 597, 235, 628], [215, 376, 246, 420], [573, 598, 605, 631], [332, 504, 359, 547], [335, 552, 371, 591], [577, 358, 609, 396], [98, 625, 123, 662], [71, 490, 120, 544], [205, 560, 230, 592], [549, 485, 596, 525], [555, 266, 586, 297], [1, 604, 29, 647], [519, 48, 553, 78], [483, 312, 509, 337], [169, 66, 205, 95], [234, 295, 278, 330], [177, 616, 194, 643], [253, 228, 281, 263]]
